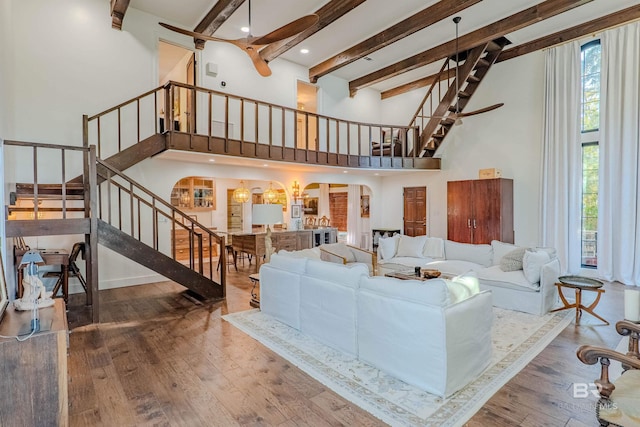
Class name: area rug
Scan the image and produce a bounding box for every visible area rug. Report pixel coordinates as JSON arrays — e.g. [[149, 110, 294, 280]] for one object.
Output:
[[223, 308, 573, 427]]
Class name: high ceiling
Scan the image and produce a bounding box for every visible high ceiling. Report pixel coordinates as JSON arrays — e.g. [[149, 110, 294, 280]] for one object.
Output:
[[123, 0, 640, 95]]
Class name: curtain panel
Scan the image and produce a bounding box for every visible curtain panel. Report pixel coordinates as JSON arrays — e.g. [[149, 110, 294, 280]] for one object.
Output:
[[540, 42, 582, 274], [598, 22, 640, 286]]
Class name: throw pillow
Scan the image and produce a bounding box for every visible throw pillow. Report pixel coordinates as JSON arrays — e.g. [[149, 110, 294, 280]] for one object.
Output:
[[522, 249, 551, 283], [423, 237, 445, 259], [499, 247, 528, 272], [491, 240, 521, 266], [378, 234, 400, 261], [396, 235, 427, 258]]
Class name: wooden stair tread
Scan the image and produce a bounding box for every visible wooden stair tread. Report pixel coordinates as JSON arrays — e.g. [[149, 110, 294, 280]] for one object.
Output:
[[15, 183, 85, 200]]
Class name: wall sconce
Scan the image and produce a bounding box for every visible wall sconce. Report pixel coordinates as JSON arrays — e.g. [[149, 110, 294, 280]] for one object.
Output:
[[292, 181, 301, 203]]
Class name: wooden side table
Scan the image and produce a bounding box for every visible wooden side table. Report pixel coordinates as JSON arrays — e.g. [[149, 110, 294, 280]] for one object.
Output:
[[249, 273, 260, 308], [550, 275, 608, 325]]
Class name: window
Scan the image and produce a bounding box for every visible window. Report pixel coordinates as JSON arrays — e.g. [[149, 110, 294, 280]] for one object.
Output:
[[580, 40, 600, 268]]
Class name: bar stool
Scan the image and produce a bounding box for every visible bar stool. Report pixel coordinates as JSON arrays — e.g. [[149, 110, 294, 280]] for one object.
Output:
[[217, 244, 238, 272]]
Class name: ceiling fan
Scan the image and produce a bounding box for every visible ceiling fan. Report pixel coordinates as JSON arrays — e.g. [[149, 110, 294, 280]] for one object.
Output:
[[160, 0, 318, 77], [425, 16, 503, 125]]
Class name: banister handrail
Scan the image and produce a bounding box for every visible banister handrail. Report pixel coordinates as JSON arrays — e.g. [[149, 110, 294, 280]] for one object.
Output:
[[96, 158, 223, 241], [87, 85, 165, 121], [4, 139, 90, 152], [167, 80, 416, 132]]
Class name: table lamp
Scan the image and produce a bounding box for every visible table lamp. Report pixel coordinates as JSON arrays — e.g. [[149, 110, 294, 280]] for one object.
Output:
[[15, 250, 54, 333], [252, 204, 283, 263]]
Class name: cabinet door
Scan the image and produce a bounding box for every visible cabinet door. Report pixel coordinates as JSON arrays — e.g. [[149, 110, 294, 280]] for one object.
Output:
[[472, 178, 514, 244], [447, 180, 474, 243]]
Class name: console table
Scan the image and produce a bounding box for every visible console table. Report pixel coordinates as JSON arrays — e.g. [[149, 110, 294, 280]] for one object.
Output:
[[0, 299, 68, 426], [232, 230, 313, 272]]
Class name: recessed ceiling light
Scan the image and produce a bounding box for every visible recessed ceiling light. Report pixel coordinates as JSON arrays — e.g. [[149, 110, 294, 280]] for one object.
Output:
[[241, 26, 250, 33], [208, 158, 215, 162], [343, 171, 348, 174], [374, 173, 379, 176], [263, 164, 269, 167], [300, 48, 309, 54]]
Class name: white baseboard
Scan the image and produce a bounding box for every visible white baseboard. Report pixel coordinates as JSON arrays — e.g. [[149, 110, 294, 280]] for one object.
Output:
[[66, 273, 167, 295]]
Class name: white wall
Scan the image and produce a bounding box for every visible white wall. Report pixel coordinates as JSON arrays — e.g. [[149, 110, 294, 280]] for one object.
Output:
[[379, 52, 545, 247]]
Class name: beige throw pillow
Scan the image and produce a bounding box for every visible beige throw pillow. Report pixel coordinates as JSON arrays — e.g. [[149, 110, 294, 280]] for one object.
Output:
[[499, 247, 528, 272]]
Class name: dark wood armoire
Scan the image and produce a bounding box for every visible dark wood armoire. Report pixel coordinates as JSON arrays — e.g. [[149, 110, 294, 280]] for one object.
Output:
[[447, 178, 514, 244]]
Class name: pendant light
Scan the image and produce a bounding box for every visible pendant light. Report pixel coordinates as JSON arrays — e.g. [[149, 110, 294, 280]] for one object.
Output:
[[233, 180, 250, 203], [263, 182, 278, 204]]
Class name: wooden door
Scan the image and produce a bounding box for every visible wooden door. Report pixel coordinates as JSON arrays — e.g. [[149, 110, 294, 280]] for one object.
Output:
[[329, 192, 347, 231], [227, 189, 243, 232], [447, 180, 474, 243], [186, 53, 196, 133], [403, 186, 426, 236]]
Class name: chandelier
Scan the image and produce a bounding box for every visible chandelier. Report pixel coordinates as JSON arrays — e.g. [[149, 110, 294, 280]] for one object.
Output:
[[232, 180, 250, 203], [263, 182, 278, 204]]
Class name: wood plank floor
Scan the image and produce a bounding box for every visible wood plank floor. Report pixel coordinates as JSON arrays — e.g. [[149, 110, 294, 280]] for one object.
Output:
[[66, 262, 628, 426]]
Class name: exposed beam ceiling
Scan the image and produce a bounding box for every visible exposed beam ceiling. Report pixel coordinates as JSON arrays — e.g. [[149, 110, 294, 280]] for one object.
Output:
[[381, 4, 640, 99], [110, 0, 131, 30], [349, 0, 594, 96], [193, 0, 246, 50], [260, 0, 367, 63], [309, 0, 483, 83]]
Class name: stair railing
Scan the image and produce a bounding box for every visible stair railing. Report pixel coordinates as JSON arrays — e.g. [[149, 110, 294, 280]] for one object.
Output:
[[85, 81, 420, 164], [95, 158, 225, 292]]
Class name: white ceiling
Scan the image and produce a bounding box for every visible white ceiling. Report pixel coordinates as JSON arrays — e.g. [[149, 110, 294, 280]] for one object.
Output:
[[131, 0, 640, 92]]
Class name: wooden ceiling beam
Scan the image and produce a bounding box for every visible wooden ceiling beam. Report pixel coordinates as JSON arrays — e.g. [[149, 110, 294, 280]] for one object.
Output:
[[381, 4, 640, 99], [110, 0, 130, 30], [193, 0, 246, 50], [349, 0, 593, 96], [308, 0, 482, 83], [260, 0, 367, 63]]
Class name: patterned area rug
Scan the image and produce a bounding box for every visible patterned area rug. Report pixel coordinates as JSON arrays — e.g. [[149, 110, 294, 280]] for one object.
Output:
[[223, 308, 573, 427]]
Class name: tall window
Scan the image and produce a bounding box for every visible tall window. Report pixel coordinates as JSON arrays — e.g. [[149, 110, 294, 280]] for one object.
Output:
[[580, 40, 600, 268]]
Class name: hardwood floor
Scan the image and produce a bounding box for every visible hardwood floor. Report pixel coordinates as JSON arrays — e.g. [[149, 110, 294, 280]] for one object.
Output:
[[66, 263, 627, 426]]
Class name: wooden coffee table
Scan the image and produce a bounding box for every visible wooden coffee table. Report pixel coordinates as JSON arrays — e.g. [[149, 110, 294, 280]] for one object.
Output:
[[384, 271, 431, 281], [550, 275, 608, 325]]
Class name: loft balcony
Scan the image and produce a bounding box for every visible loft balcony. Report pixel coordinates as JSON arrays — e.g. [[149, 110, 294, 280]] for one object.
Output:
[[87, 81, 441, 171]]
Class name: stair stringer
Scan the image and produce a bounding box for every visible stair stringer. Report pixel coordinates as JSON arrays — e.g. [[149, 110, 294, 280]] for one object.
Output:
[[97, 219, 223, 300]]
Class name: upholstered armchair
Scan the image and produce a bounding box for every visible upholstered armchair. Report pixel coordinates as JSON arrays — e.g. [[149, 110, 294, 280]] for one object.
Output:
[[577, 320, 640, 427]]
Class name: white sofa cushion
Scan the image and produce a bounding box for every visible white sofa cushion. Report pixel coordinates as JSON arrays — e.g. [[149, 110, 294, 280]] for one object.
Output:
[[268, 253, 308, 274], [360, 276, 450, 306], [444, 240, 492, 267], [522, 249, 551, 283], [446, 273, 481, 303], [424, 259, 483, 276], [306, 259, 368, 288], [278, 247, 321, 259], [396, 235, 427, 258], [380, 256, 436, 267], [423, 237, 445, 259], [478, 265, 540, 291], [378, 234, 400, 260], [491, 240, 520, 266]]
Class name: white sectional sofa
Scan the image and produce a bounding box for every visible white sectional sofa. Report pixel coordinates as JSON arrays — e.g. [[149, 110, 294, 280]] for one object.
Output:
[[260, 254, 493, 397], [377, 235, 561, 315]]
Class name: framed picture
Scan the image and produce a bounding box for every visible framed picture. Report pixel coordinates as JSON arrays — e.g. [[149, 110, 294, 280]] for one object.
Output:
[[361, 195, 370, 217], [303, 197, 318, 215], [0, 248, 9, 323], [291, 205, 301, 218]]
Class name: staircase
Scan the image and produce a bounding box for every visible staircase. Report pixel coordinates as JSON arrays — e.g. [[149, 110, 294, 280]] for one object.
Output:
[[5, 141, 225, 324], [409, 37, 509, 157]]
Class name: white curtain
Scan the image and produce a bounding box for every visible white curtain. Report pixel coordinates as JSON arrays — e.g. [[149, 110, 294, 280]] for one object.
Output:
[[346, 184, 361, 246], [598, 22, 640, 286], [318, 183, 330, 219], [540, 42, 582, 274]]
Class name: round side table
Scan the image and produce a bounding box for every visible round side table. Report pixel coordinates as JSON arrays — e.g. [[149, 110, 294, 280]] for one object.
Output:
[[550, 275, 608, 325]]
